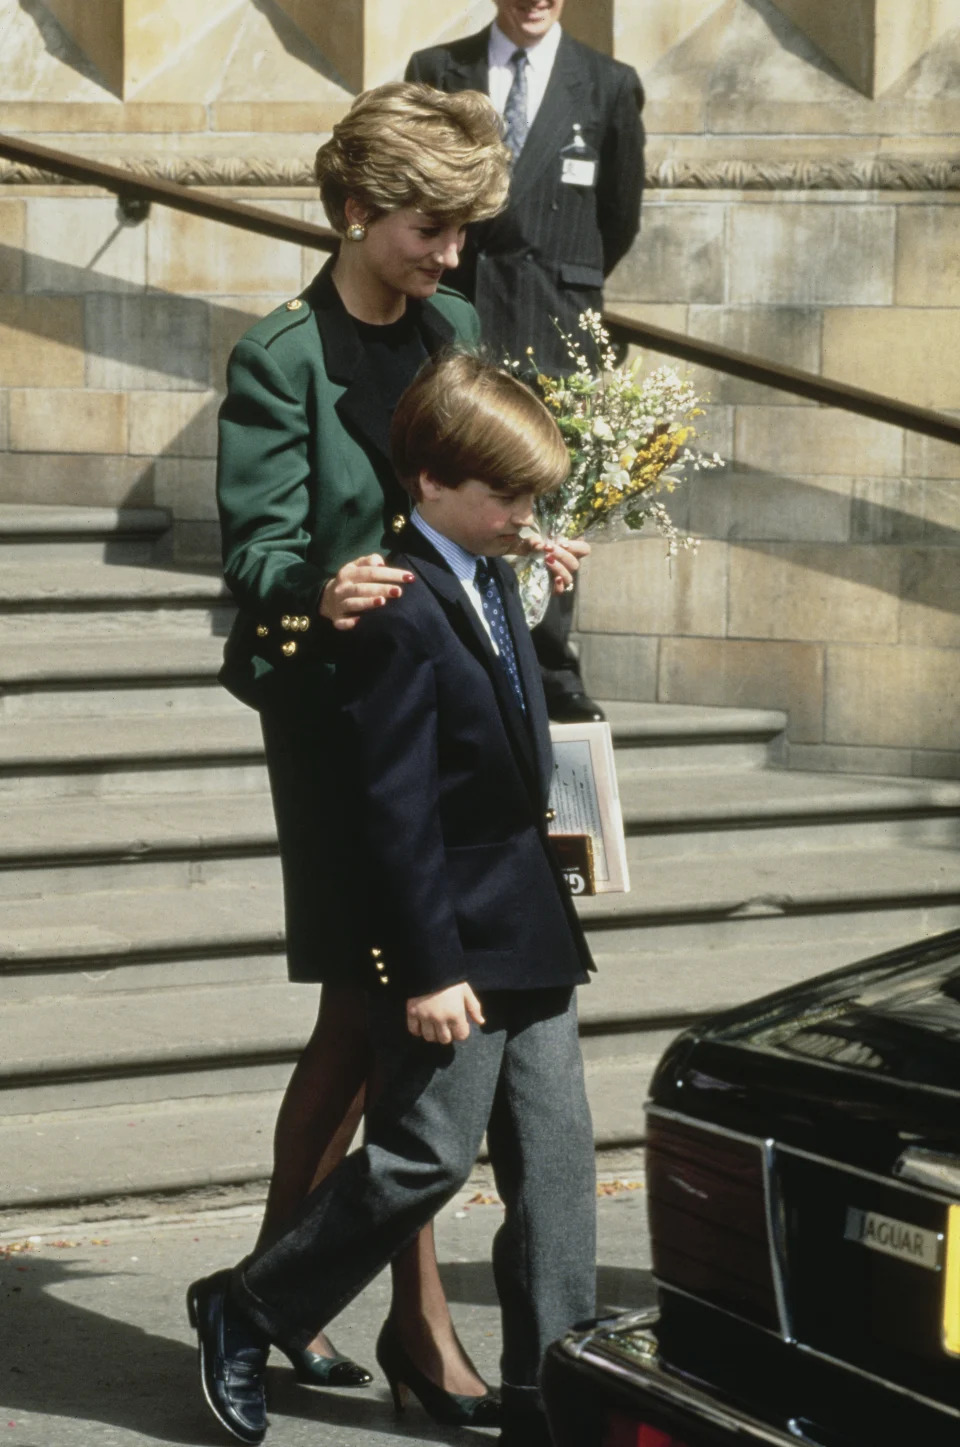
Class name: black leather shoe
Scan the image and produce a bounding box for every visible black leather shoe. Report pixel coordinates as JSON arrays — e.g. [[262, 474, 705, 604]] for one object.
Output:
[[277, 1342, 373, 1388], [547, 692, 606, 724], [376, 1318, 501, 1427], [187, 1270, 268, 1444]]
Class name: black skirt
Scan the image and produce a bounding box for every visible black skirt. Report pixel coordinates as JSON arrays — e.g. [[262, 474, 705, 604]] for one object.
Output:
[[260, 699, 369, 984]]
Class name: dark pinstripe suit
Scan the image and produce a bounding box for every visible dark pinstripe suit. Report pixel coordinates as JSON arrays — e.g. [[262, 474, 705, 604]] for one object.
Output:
[[406, 25, 645, 376]]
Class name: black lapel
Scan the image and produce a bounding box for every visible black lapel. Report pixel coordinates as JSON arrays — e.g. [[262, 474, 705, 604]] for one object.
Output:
[[495, 558, 554, 802], [307, 260, 454, 473], [308, 261, 391, 466], [441, 26, 490, 95], [509, 32, 587, 207], [394, 524, 540, 792]]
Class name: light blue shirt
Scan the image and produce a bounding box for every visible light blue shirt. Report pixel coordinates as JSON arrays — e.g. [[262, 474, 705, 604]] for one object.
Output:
[[410, 507, 498, 652]]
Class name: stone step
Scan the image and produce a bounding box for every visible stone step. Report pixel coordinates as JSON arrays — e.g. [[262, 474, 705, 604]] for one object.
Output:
[[0, 504, 171, 563], [0, 635, 227, 718], [618, 768, 960, 853], [0, 705, 785, 800], [0, 1047, 664, 1211], [0, 710, 266, 798], [0, 927, 925, 1210], [0, 561, 233, 639], [0, 793, 278, 896], [0, 847, 954, 973], [0, 936, 890, 1099], [4, 764, 960, 897], [600, 701, 786, 771]]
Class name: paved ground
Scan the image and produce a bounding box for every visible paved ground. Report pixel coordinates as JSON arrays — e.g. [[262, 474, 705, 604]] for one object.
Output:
[[0, 1159, 653, 1447]]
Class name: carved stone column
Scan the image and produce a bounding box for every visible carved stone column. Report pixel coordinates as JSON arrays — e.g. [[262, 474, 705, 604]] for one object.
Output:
[[271, 1, 479, 93], [42, 0, 240, 97], [517, 0, 730, 68], [770, 0, 960, 97]]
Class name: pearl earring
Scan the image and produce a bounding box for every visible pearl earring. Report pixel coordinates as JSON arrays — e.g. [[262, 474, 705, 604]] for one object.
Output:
[[345, 222, 367, 242]]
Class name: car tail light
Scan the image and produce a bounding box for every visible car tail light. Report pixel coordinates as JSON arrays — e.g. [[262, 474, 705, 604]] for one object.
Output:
[[603, 1414, 689, 1447], [646, 1113, 780, 1332]]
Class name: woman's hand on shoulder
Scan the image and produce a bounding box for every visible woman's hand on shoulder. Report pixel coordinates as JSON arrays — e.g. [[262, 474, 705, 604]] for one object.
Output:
[[319, 553, 416, 631]]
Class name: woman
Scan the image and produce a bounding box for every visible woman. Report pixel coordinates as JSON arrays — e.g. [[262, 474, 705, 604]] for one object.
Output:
[[216, 81, 586, 1423]]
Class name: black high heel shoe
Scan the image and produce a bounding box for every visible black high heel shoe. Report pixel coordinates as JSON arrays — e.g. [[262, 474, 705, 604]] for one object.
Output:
[[278, 1342, 373, 1389], [375, 1318, 501, 1427]]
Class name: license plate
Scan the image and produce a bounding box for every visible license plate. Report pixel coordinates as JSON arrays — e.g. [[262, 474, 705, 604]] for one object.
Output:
[[844, 1206, 942, 1271]]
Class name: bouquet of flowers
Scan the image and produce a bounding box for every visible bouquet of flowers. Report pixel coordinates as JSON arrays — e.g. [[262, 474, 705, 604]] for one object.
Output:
[[511, 310, 722, 627]]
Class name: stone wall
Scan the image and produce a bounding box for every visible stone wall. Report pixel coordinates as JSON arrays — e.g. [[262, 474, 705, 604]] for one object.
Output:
[[0, 185, 328, 558], [2, 0, 960, 774], [578, 186, 960, 778]]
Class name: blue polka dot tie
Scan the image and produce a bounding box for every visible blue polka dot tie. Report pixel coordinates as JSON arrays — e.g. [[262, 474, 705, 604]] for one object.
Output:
[[475, 557, 526, 714]]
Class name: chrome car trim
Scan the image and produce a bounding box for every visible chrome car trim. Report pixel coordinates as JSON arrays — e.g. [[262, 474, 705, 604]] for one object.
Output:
[[557, 1335, 801, 1446], [762, 1137, 795, 1341], [563, 1309, 659, 1361], [794, 1340, 960, 1421], [895, 1146, 960, 1196]]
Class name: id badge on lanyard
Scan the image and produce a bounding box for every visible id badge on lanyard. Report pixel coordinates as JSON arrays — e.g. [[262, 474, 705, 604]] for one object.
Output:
[[560, 124, 598, 188]]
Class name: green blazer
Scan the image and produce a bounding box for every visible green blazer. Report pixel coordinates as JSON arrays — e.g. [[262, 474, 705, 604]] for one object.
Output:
[[216, 259, 482, 711]]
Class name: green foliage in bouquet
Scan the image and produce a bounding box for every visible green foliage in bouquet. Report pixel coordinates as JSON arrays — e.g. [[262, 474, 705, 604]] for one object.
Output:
[[510, 310, 722, 626]]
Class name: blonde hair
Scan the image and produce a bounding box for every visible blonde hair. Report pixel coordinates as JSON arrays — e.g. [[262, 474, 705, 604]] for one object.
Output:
[[391, 353, 570, 501], [315, 82, 510, 232]]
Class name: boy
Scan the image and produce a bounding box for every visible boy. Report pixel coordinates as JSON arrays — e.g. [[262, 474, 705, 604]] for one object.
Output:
[[187, 354, 597, 1447]]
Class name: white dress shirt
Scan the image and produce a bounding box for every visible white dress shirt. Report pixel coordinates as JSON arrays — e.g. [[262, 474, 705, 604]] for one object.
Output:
[[410, 508, 499, 653], [487, 20, 563, 126]]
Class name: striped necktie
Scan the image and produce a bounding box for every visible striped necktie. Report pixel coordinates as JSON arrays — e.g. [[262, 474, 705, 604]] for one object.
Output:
[[475, 557, 526, 713], [502, 48, 530, 159]]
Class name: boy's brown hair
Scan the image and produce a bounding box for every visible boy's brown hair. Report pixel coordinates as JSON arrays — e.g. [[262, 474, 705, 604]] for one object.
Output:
[[391, 352, 570, 500]]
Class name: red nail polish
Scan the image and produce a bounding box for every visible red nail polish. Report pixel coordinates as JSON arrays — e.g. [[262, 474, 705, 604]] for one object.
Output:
[[403, 573, 415, 582]]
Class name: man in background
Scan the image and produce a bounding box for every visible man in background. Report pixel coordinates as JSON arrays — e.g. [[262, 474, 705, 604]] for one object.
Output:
[[406, 0, 645, 724]]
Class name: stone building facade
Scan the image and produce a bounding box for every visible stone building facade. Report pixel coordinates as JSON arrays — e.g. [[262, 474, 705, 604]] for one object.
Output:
[[1, 0, 959, 775]]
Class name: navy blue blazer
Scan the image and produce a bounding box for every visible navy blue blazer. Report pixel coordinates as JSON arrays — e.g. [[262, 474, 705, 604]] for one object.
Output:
[[334, 522, 594, 997]]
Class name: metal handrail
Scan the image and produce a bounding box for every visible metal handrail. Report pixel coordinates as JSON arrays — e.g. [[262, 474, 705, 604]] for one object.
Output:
[[0, 133, 338, 254], [2, 132, 959, 448]]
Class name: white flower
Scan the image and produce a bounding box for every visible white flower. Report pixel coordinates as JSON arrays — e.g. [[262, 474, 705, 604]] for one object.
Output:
[[592, 417, 614, 440]]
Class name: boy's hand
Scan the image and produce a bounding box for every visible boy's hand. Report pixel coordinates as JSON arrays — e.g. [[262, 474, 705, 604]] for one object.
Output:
[[406, 983, 485, 1044]]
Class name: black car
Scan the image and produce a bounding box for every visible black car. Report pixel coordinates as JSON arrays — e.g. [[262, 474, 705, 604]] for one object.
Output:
[[542, 928, 960, 1447]]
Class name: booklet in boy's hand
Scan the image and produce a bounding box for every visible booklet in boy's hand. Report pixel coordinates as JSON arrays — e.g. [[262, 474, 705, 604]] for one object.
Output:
[[547, 722, 631, 895]]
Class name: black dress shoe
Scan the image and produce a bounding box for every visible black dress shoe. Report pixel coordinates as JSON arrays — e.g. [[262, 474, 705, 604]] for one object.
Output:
[[376, 1318, 501, 1427], [277, 1342, 373, 1388], [547, 692, 606, 724], [187, 1270, 268, 1444]]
